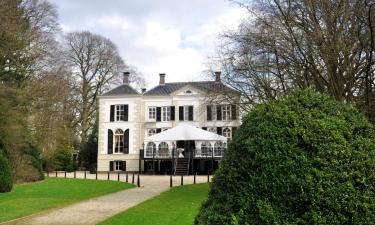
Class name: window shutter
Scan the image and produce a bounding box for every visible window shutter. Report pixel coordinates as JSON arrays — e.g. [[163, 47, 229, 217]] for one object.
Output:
[[156, 128, 162, 133], [121, 161, 126, 171], [156, 107, 161, 121], [110, 105, 115, 122], [216, 105, 222, 120], [231, 105, 236, 120], [124, 105, 129, 121], [109, 161, 114, 171], [124, 129, 129, 154], [179, 106, 184, 121], [207, 105, 212, 121], [170, 106, 175, 120], [232, 127, 237, 137], [188, 106, 194, 121], [217, 127, 222, 135], [108, 129, 113, 154], [202, 127, 207, 130]]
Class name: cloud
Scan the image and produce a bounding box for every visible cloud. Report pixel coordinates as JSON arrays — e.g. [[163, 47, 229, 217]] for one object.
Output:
[[50, 0, 246, 88]]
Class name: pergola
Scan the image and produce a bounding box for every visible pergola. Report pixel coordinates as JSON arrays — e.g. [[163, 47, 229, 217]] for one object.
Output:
[[143, 124, 227, 158]]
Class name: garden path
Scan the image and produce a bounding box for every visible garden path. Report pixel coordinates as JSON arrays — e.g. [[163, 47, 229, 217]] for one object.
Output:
[[4, 174, 210, 225]]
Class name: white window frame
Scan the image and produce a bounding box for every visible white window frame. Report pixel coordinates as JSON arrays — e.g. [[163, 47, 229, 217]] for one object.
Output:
[[114, 129, 124, 153], [115, 105, 125, 121], [148, 107, 156, 120], [222, 105, 231, 121], [162, 106, 171, 121], [114, 161, 121, 171]]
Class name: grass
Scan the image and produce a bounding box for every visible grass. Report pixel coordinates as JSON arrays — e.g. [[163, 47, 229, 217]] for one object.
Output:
[[99, 183, 209, 225], [0, 177, 134, 223]]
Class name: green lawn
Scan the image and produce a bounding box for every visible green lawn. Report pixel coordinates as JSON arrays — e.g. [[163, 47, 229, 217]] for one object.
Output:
[[99, 183, 209, 225], [0, 177, 134, 222]]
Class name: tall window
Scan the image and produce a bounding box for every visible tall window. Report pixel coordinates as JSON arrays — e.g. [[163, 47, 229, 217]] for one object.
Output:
[[158, 142, 169, 157], [223, 127, 232, 139], [201, 142, 212, 157], [162, 106, 171, 121], [148, 129, 156, 136], [222, 105, 231, 121], [146, 142, 156, 157], [114, 129, 124, 153], [116, 105, 125, 121], [214, 141, 225, 157], [148, 107, 156, 120]]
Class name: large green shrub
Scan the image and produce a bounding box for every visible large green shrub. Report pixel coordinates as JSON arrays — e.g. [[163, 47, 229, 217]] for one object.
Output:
[[0, 151, 13, 193], [195, 89, 375, 225]]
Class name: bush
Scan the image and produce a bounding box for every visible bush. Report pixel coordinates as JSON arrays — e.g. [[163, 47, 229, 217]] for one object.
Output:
[[195, 89, 375, 225], [0, 151, 13, 193]]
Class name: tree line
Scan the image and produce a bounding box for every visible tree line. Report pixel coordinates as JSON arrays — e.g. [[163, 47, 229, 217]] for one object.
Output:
[[0, 0, 143, 190]]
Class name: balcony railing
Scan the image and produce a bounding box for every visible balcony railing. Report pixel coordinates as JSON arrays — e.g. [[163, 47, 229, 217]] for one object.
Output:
[[144, 148, 225, 158]]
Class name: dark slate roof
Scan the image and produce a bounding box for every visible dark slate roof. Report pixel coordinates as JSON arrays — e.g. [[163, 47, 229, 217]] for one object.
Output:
[[101, 84, 140, 96], [144, 81, 240, 96]]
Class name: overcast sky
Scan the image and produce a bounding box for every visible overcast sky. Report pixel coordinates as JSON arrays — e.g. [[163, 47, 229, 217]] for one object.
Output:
[[49, 0, 247, 88]]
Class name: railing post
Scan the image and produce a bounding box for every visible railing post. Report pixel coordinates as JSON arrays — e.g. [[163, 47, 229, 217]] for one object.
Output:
[[117, 172, 120, 181], [47, 171, 49, 177], [96, 171, 98, 180], [84, 170, 87, 179], [170, 175, 173, 187], [74, 171, 76, 179], [132, 173, 135, 184], [207, 172, 210, 183], [55, 171, 58, 177], [137, 173, 140, 187], [64, 171, 67, 178], [194, 173, 196, 184], [107, 171, 110, 180], [181, 175, 183, 186], [126, 172, 128, 182]]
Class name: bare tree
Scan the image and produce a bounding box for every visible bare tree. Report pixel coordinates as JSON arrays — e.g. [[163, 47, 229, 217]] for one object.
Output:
[[212, 0, 375, 120], [63, 31, 126, 142]]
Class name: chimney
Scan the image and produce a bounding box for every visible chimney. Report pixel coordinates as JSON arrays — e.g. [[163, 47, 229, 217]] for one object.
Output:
[[215, 71, 221, 83], [123, 72, 130, 84], [141, 88, 146, 94], [159, 73, 166, 85]]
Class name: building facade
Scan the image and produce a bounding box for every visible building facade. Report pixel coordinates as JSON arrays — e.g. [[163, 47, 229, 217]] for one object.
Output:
[[97, 72, 241, 173]]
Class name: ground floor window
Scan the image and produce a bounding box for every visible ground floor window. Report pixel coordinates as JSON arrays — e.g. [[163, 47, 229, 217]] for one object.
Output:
[[114, 161, 121, 171], [201, 142, 212, 157], [146, 142, 156, 157]]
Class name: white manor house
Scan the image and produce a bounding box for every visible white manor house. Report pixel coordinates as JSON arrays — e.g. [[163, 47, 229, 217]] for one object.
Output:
[[97, 72, 241, 174]]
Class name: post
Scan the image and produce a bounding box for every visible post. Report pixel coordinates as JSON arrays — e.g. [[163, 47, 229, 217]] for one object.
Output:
[[74, 171, 76, 179], [96, 171, 98, 180], [132, 173, 135, 184], [55, 171, 58, 177], [47, 171, 49, 177], [207, 172, 210, 183], [126, 172, 128, 182], [107, 171, 110, 180], [194, 173, 196, 184], [170, 175, 173, 187], [117, 172, 120, 181], [64, 171, 66, 178], [137, 173, 140, 187], [172, 146, 175, 175], [152, 149, 155, 175], [181, 175, 184, 186], [84, 170, 87, 179]]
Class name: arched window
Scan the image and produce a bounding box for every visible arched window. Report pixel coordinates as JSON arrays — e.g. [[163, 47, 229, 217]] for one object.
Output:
[[158, 142, 169, 157], [201, 142, 212, 157], [223, 127, 231, 139], [148, 129, 156, 137], [214, 141, 225, 157], [114, 129, 124, 153], [146, 142, 156, 157]]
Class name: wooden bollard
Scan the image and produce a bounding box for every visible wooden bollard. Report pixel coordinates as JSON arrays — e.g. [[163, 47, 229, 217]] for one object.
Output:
[[194, 173, 196, 184], [117, 173, 120, 181], [74, 171, 76, 178], [181, 175, 184, 186], [64, 171, 67, 178], [55, 171, 58, 177], [137, 174, 140, 187], [107, 172, 110, 180], [207, 173, 210, 183], [170, 175, 173, 187], [96, 172, 98, 180], [126, 173, 128, 182], [132, 173, 135, 184], [84, 171, 87, 179]]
